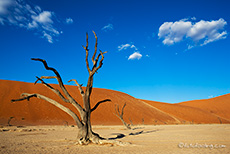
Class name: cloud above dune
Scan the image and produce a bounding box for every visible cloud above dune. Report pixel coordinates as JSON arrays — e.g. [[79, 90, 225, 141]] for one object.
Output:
[[158, 18, 227, 48], [0, 0, 63, 43]]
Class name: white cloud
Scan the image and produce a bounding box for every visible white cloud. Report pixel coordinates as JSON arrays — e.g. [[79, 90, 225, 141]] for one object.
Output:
[[0, 0, 13, 14], [118, 43, 139, 51], [158, 22, 173, 39], [102, 23, 113, 31], [187, 45, 194, 50], [158, 20, 192, 45], [158, 18, 227, 48], [187, 18, 227, 44], [32, 11, 53, 24], [66, 17, 73, 24], [28, 20, 38, 28], [128, 52, 142, 60], [118, 43, 143, 60], [118, 43, 131, 51], [201, 31, 227, 46], [0, 17, 4, 24], [130, 44, 138, 50], [0, 0, 63, 43], [43, 31, 53, 43], [191, 17, 196, 21]]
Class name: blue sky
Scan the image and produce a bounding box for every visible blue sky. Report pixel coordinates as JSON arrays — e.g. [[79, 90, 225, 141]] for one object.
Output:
[[1, 0, 230, 103]]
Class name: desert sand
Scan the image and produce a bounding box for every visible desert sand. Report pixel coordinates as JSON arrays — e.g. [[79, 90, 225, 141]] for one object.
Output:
[[0, 124, 229, 154]]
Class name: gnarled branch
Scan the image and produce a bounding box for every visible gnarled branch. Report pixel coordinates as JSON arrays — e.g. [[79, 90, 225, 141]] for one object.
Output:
[[11, 93, 83, 128], [34, 76, 57, 84], [82, 32, 107, 103], [82, 32, 91, 73], [82, 31, 107, 77], [31, 58, 70, 99], [92, 31, 98, 65], [91, 50, 107, 75], [68, 79, 84, 96], [31, 58, 84, 115], [12, 93, 37, 102], [35, 76, 70, 103], [121, 102, 126, 118], [91, 99, 111, 112]]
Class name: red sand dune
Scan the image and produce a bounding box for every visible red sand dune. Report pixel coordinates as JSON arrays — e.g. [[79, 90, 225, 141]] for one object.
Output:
[[0, 80, 229, 126], [141, 99, 230, 124], [0, 80, 177, 125], [179, 95, 230, 121]]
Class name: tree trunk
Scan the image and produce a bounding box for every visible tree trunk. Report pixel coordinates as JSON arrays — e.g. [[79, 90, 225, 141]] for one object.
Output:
[[74, 90, 102, 144], [76, 124, 101, 144]]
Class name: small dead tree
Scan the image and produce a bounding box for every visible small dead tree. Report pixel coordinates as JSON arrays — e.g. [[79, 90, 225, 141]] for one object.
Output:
[[218, 117, 222, 124], [114, 103, 131, 129], [129, 118, 133, 126], [7, 116, 14, 126], [11, 31, 116, 145]]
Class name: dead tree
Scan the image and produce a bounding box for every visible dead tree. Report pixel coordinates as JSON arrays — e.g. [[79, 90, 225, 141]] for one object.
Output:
[[114, 103, 131, 129], [7, 116, 14, 126], [11, 31, 116, 145], [218, 117, 222, 124], [129, 118, 133, 126]]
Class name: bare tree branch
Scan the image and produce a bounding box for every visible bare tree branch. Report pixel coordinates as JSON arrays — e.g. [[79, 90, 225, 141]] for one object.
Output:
[[91, 99, 111, 112], [98, 50, 107, 69], [91, 51, 107, 75], [121, 102, 126, 117], [92, 51, 101, 71], [31, 58, 84, 114], [31, 59, 70, 97], [11, 93, 37, 102], [82, 32, 91, 73], [81, 32, 107, 100], [114, 104, 120, 117], [34, 76, 57, 84], [11, 93, 83, 128], [92, 30, 98, 65], [35, 76, 70, 103], [68, 79, 84, 96]]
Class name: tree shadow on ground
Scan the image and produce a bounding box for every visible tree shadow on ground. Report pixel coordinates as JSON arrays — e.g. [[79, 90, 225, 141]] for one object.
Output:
[[131, 127, 145, 130], [108, 133, 126, 140], [108, 129, 160, 140]]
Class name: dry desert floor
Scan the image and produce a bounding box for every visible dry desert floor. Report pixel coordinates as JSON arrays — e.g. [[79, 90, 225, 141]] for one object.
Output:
[[0, 124, 230, 154]]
